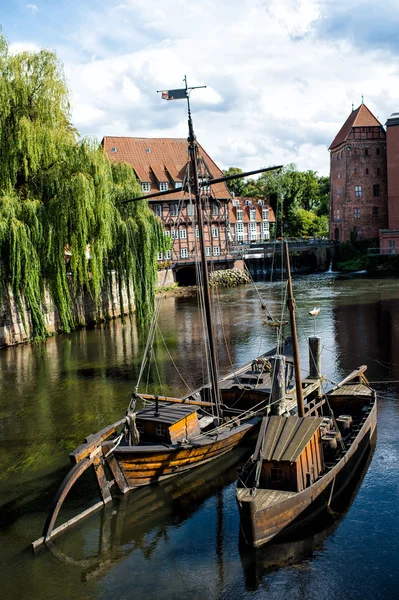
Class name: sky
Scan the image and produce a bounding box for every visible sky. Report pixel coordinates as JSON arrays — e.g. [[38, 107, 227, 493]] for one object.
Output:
[[3, 0, 399, 176]]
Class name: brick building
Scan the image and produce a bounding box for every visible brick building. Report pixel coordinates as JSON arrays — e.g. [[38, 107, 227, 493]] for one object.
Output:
[[329, 104, 388, 242], [102, 137, 232, 267], [229, 197, 276, 244], [380, 113, 399, 253]]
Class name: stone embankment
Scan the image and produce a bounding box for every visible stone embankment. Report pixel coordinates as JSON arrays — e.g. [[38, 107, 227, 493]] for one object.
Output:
[[209, 268, 251, 287]]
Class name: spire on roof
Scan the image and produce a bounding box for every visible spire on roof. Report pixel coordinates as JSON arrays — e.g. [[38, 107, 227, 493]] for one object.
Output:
[[329, 103, 384, 150], [362, 94, 364, 104], [352, 103, 354, 112]]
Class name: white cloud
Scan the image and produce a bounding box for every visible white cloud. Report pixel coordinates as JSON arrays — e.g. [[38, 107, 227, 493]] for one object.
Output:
[[26, 4, 38, 15], [12, 0, 399, 175]]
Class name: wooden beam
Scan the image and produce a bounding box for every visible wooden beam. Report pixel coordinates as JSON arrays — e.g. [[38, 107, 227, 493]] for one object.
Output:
[[70, 417, 127, 464], [137, 393, 213, 407]]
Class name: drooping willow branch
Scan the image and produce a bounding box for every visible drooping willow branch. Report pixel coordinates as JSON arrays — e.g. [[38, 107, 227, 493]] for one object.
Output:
[[0, 32, 168, 340]]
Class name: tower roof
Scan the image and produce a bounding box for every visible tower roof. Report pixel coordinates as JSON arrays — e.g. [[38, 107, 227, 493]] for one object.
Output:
[[329, 104, 384, 150]]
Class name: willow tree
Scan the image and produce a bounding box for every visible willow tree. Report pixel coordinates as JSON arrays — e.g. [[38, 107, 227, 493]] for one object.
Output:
[[0, 32, 167, 339]]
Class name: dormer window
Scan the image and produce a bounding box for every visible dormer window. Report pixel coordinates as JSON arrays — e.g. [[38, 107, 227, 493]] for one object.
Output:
[[258, 200, 264, 206], [160, 182, 169, 192], [111, 147, 117, 153], [175, 182, 183, 189], [232, 199, 239, 206], [141, 182, 151, 192], [245, 200, 252, 206]]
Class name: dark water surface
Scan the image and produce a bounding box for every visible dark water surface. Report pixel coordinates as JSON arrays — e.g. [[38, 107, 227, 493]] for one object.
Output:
[[1, 273, 399, 599]]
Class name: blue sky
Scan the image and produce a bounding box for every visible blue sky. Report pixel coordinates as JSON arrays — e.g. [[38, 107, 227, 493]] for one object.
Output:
[[3, 0, 399, 175]]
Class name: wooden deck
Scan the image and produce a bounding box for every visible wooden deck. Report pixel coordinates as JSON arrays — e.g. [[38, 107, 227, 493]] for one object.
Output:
[[237, 487, 297, 507]]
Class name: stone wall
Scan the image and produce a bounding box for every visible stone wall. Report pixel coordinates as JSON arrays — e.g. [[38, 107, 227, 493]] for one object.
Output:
[[0, 271, 135, 348]]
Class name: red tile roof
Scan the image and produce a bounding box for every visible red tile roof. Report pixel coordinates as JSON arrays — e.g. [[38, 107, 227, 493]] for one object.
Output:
[[229, 197, 276, 223], [102, 136, 231, 200], [329, 104, 384, 150]]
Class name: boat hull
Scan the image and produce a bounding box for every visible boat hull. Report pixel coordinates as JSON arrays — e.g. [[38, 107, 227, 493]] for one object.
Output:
[[113, 419, 259, 489], [237, 401, 377, 548]]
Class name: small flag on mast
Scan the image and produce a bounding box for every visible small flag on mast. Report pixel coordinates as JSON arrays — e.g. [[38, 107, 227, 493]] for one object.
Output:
[[161, 88, 187, 101]]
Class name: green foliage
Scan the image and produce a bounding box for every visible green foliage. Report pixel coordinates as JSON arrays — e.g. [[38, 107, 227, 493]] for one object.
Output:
[[222, 167, 247, 197], [0, 33, 166, 338], [242, 163, 330, 236], [288, 208, 328, 238]]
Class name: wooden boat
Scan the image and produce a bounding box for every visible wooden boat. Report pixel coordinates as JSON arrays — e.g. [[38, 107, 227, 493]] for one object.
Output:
[[33, 78, 284, 550], [236, 241, 377, 548]]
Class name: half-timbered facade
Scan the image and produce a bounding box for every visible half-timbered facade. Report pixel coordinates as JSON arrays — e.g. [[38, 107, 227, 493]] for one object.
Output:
[[229, 197, 276, 245], [102, 137, 232, 265]]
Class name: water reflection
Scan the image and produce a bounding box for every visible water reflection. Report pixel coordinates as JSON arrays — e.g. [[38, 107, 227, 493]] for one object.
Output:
[[2, 274, 399, 599]]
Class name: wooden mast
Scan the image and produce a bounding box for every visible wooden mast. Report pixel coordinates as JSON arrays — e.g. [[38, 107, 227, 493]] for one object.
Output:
[[185, 77, 221, 419], [284, 240, 305, 417]]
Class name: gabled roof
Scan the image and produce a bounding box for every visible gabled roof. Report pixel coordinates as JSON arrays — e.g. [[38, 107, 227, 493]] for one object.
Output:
[[229, 197, 276, 224], [329, 104, 384, 150], [262, 416, 323, 462], [102, 136, 231, 200]]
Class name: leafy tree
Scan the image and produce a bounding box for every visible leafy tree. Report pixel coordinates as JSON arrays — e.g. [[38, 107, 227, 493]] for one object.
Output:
[[0, 32, 167, 339], [223, 167, 248, 197]]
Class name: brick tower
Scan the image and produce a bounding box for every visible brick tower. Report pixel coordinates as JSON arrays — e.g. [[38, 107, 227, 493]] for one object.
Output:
[[329, 104, 388, 242]]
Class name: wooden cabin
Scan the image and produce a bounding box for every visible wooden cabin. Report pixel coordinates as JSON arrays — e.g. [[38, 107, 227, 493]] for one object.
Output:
[[135, 403, 201, 444], [259, 417, 325, 492]]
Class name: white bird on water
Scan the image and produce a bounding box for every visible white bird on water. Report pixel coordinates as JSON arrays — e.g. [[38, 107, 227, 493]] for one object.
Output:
[[309, 307, 320, 335]]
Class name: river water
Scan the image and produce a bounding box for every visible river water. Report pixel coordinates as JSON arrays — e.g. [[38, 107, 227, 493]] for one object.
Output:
[[1, 273, 399, 599]]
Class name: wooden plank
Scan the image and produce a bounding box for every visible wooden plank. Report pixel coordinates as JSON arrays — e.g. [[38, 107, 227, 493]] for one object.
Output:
[[70, 418, 127, 464], [93, 456, 112, 503], [138, 393, 213, 407], [32, 501, 104, 552], [106, 454, 129, 494]]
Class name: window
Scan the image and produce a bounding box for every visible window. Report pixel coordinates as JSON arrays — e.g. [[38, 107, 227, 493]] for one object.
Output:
[[205, 246, 211, 256], [258, 200, 264, 206], [249, 222, 257, 240], [262, 208, 269, 221], [156, 423, 166, 436], [261, 222, 269, 239], [180, 248, 188, 258], [355, 185, 362, 197], [165, 250, 172, 259], [212, 203, 219, 216], [373, 184, 381, 197], [195, 227, 199, 238], [271, 467, 283, 483], [354, 168, 357, 174], [232, 199, 239, 206], [211, 227, 218, 238], [354, 208, 361, 219], [337, 188, 341, 198], [164, 230, 171, 237], [376, 148, 380, 155], [377, 168, 381, 176], [365, 168, 369, 175], [170, 203, 178, 216], [213, 246, 220, 256], [373, 207, 379, 218], [171, 229, 178, 239], [245, 199, 252, 206], [180, 229, 187, 239], [160, 182, 169, 192], [250, 209, 256, 222], [237, 209, 243, 222], [337, 173, 341, 179], [175, 182, 183, 189], [187, 202, 194, 217], [365, 148, 369, 156], [157, 252, 163, 260], [389, 240, 396, 254], [111, 147, 117, 153], [137, 424, 145, 434], [235, 222, 244, 241], [337, 209, 340, 219], [153, 204, 162, 217], [141, 182, 151, 192]]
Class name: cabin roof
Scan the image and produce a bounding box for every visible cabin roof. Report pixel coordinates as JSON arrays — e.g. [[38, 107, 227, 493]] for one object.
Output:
[[328, 383, 373, 397], [136, 402, 198, 425], [262, 416, 324, 462]]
